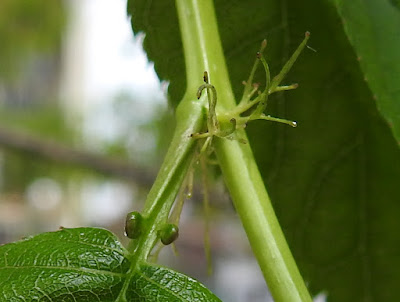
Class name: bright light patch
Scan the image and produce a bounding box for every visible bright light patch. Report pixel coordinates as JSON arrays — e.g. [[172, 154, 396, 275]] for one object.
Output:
[[26, 178, 63, 211]]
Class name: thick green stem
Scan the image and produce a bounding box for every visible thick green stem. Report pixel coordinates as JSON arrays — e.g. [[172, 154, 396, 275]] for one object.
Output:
[[175, 0, 312, 301]]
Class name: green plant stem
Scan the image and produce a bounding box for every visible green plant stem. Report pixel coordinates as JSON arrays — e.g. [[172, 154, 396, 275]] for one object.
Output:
[[126, 96, 204, 243], [175, 0, 312, 301], [121, 96, 206, 299]]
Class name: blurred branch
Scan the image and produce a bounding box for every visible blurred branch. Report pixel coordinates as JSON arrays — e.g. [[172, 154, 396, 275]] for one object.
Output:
[[0, 127, 231, 207], [0, 127, 155, 186]]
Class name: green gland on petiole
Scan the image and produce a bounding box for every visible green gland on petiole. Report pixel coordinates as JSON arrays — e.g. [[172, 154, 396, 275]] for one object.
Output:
[[125, 211, 145, 239], [159, 223, 179, 245]]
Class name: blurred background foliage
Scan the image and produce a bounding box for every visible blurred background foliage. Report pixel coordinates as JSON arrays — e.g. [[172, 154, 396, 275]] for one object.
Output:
[[0, 0, 73, 240], [0, 0, 65, 79]]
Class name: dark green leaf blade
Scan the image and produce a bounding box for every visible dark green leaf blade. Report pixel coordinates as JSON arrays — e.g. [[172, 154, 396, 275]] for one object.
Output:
[[0, 227, 221, 301], [333, 0, 400, 143], [127, 0, 400, 301], [0, 227, 129, 301], [128, 264, 222, 302]]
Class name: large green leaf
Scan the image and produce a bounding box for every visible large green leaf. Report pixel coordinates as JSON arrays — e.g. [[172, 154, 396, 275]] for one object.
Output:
[[128, 0, 400, 301], [333, 0, 400, 142], [0, 228, 221, 301]]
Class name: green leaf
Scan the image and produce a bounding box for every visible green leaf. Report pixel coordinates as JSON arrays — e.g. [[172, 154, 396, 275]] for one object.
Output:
[[128, 264, 221, 301], [0, 227, 128, 300], [128, 0, 400, 301], [332, 0, 400, 142], [0, 227, 221, 301]]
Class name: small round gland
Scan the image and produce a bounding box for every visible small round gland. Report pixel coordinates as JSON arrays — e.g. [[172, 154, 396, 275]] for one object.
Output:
[[125, 211, 143, 239], [160, 224, 179, 245]]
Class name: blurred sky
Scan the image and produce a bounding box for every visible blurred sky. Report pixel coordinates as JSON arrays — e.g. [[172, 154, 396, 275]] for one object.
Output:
[[61, 0, 166, 146], [82, 0, 162, 103]]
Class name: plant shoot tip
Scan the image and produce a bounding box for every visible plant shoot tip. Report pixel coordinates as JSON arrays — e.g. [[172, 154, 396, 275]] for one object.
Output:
[[291, 121, 298, 127], [305, 31, 310, 37], [203, 71, 209, 83], [261, 39, 267, 47]]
